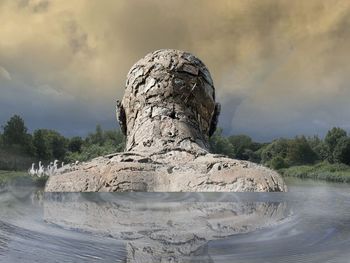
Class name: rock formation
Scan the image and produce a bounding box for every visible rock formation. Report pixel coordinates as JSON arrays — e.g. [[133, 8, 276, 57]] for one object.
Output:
[[45, 49, 287, 192]]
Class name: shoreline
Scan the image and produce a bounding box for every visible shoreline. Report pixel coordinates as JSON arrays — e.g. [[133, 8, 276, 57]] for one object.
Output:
[[279, 162, 350, 183], [2, 161, 350, 191], [0, 170, 48, 190]]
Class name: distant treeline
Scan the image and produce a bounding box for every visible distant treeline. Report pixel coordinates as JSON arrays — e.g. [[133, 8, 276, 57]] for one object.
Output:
[[1, 115, 350, 172], [210, 127, 350, 169], [0, 115, 125, 170]]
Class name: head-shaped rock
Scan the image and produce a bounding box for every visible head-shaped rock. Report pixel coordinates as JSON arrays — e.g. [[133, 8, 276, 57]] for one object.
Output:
[[117, 49, 221, 153]]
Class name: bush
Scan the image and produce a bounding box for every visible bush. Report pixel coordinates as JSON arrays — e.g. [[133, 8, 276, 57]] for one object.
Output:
[[269, 156, 288, 169], [209, 128, 235, 157], [65, 142, 120, 162]]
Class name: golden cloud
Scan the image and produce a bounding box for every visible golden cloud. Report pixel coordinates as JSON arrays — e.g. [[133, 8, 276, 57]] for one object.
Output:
[[1, 0, 350, 137]]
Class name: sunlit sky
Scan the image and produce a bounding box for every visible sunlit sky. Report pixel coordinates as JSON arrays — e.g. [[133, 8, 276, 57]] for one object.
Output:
[[1, 0, 350, 141]]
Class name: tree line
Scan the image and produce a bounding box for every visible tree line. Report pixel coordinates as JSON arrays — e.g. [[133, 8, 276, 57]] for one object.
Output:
[[1, 114, 350, 171], [210, 127, 350, 169], [0, 115, 125, 170]]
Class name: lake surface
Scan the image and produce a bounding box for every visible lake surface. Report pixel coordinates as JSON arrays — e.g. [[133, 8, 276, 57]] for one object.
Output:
[[0, 178, 349, 262]]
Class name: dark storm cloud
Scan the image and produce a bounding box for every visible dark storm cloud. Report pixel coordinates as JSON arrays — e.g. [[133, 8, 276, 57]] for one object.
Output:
[[0, 81, 117, 136], [63, 19, 90, 54], [17, 0, 50, 13], [1, 0, 350, 140]]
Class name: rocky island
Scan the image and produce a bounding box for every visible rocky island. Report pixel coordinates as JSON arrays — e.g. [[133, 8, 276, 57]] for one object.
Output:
[[45, 49, 287, 192]]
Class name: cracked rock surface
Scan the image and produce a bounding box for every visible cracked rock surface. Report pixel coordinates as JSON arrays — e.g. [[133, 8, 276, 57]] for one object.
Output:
[[45, 49, 287, 192]]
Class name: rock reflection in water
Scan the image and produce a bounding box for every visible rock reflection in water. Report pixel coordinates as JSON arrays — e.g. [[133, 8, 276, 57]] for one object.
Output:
[[43, 193, 289, 262]]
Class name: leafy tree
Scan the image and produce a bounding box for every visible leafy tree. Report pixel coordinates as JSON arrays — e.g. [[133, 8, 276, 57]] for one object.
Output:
[[51, 134, 67, 160], [314, 142, 329, 161], [33, 129, 52, 160], [307, 135, 322, 149], [269, 156, 288, 170], [33, 129, 67, 161], [325, 127, 347, 162], [307, 135, 328, 161], [286, 136, 318, 165], [243, 148, 261, 163], [333, 137, 350, 165], [23, 133, 35, 155], [104, 129, 126, 151], [261, 136, 317, 168], [2, 115, 28, 146], [86, 125, 105, 146], [68, 136, 84, 153], [261, 138, 289, 165], [209, 128, 235, 157], [228, 134, 253, 160], [65, 128, 125, 162]]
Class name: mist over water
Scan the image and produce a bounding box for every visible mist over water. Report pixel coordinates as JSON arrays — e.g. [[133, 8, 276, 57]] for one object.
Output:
[[210, 180, 350, 262], [0, 179, 349, 262]]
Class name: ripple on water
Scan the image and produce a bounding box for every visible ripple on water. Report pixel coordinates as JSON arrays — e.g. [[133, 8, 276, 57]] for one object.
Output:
[[0, 180, 349, 263]]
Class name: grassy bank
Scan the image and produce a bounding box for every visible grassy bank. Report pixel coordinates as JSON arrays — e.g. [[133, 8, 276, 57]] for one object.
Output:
[[279, 162, 350, 183], [0, 170, 48, 188]]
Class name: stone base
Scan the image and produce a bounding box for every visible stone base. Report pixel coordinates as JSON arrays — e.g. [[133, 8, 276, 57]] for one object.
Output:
[[45, 150, 287, 192]]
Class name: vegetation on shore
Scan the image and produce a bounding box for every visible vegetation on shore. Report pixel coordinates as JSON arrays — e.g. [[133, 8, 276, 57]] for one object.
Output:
[[0, 115, 125, 171], [0, 170, 47, 189], [209, 127, 350, 183], [1, 114, 350, 184], [279, 162, 350, 183]]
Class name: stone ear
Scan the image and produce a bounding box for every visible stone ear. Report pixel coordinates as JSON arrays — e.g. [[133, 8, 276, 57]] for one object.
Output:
[[208, 103, 221, 137], [116, 100, 127, 135]]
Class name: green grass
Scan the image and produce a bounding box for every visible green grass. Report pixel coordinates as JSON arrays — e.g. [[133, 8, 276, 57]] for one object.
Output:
[[279, 161, 350, 183], [0, 170, 26, 185], [0, 170, 48, 188]]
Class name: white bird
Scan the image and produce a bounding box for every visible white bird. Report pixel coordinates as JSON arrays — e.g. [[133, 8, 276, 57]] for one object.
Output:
[[61, 162, 65, 168], [28, 163, 36, 177], [47, 162, 54, 176], [37, 161, 44, 177], [75, 160, 80, 165], [44, 163, 50, 176], [52, 160, 58, 175]]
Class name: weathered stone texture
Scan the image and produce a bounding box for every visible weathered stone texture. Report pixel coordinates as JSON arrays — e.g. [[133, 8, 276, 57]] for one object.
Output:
[[45, 49, 287, 192], [118, 49, 220, 153]]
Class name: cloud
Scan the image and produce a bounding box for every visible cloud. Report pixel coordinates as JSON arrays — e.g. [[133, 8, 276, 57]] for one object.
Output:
[[0, 0, 350, 140], [0, 66, 11, 80]]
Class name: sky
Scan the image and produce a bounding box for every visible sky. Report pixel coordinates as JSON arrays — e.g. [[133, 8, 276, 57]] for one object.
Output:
[[1, 0, 350, 141]]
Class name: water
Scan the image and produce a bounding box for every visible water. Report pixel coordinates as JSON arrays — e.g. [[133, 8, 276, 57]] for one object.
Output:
[[0, 178, 349, 262]]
